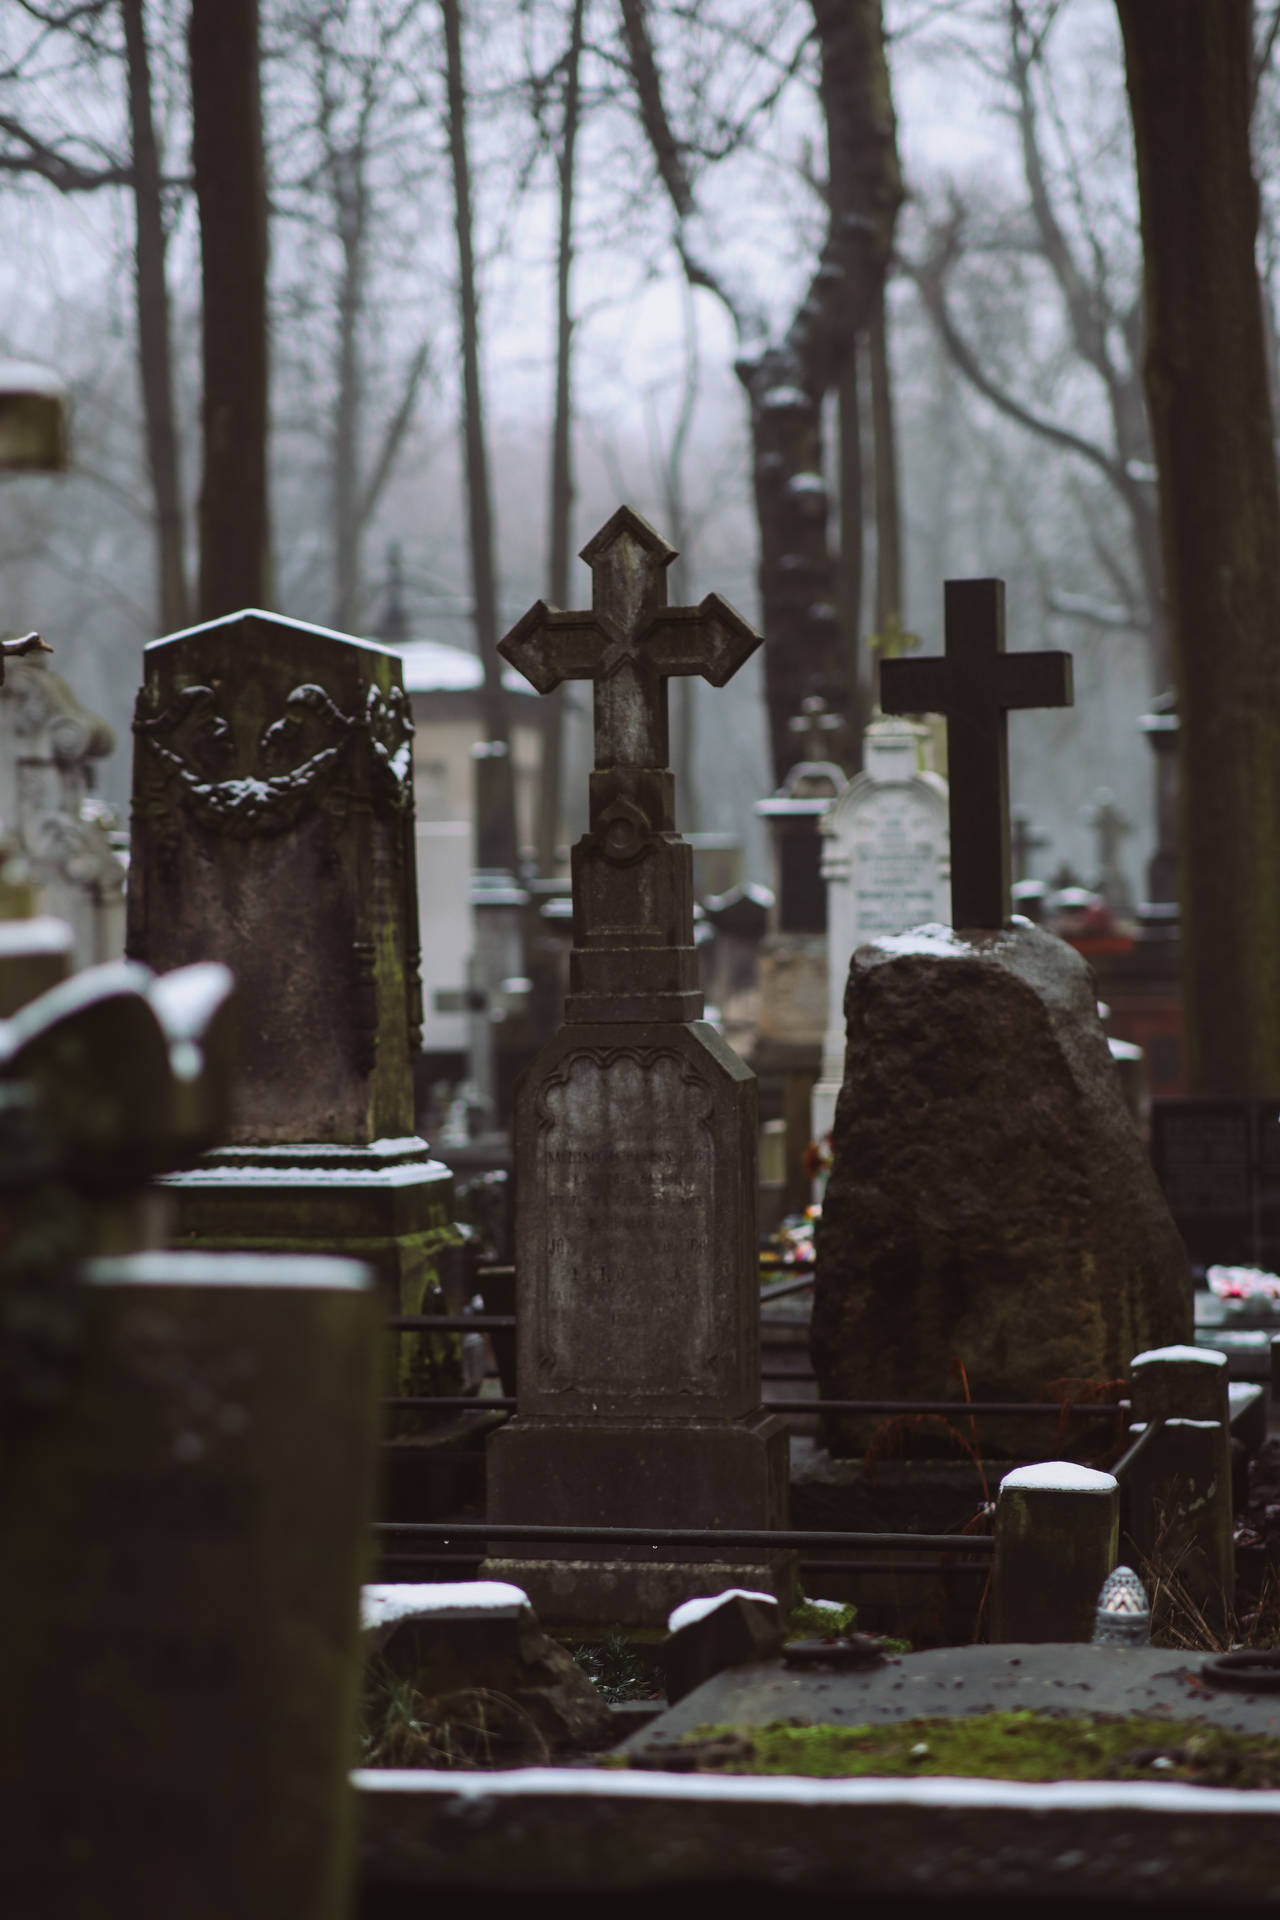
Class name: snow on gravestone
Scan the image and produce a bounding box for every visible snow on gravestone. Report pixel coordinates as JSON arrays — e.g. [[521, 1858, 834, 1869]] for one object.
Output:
[[812, 715, 949, 1149]]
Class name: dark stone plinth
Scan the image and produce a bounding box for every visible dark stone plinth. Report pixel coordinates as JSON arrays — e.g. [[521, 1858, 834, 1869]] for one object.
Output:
[[127, 609, 422, 1147], [813, 922, 1193, 1456], [0, 1252, 378, 1920], [159, 1136, 455, 1423], [486, 1410, 791, 1626]]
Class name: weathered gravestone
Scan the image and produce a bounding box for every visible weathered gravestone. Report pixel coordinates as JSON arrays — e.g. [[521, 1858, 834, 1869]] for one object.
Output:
[[813, 580, 1192, 1454], [485, 507, 792, 1624], [0, 960, 381, 1919], [126, 610, 455, 1414], [0, 654, 126, 965], [811, 714, 948, 1152]]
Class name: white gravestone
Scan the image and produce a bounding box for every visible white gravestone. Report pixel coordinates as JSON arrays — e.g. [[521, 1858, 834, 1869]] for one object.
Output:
[[811, 717, 949, 1150]]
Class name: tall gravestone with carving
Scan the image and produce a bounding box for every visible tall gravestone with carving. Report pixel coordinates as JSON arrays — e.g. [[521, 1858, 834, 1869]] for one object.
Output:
[[485, 508, 791, 1624], [813, 580, 1192, 1455], [126, 611, 454, 1414]]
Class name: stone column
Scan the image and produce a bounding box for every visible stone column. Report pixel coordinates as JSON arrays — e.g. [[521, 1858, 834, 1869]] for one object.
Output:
[[990, 1463, 1119, 1643]]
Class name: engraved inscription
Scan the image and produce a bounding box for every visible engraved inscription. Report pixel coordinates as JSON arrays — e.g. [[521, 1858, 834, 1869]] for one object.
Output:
[[533, 1047, 720, 1401], [848, 787, 946, 941]]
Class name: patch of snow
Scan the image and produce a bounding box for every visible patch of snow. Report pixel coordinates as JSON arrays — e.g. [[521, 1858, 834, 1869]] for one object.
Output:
[[1108, 1039, 1143, 1061], [1131, 1344, 1226, 1368], [667, 1589, 777, 1635], [1209, 1265, 1280, 1302], [999, 1463, 1117, 1494], [1165, 1418, 1224, 1430], [0, 359, 67, 398], [85, 1251, 372, 1291], [873, 924, 972, 958], [0, 916, 72, 954], [362, 1582, 528, 1633], [352, 1766, 1280, 1815], [761, 385, 809, 411], [786, 471, 826, 495], [1010, 914, 1035, 930], [149, 962, 234, 1040], [807, 1598, 848, 1614]]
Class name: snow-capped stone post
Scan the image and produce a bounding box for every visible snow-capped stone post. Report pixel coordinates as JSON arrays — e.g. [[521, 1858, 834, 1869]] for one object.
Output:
[[126, 610, 455, 1422], [1124, 1344, 1234, 1622], [879, 577, 1073, 930], [814, 578, 1192, 1457], [990, 1463, 1120, 1643], [0, 962, 381, 1918], [486, 507, 793, 1625]]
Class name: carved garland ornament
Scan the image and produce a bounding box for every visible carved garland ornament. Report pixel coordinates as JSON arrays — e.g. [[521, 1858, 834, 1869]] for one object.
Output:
[[133, 679, 413, 838]]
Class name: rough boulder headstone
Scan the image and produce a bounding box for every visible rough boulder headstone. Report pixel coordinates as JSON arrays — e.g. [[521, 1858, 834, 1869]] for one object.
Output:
[[485, 507, 792, 1624], [814, 581, 1192, 1454]]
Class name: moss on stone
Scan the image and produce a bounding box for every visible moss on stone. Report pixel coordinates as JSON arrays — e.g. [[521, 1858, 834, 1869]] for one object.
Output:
[[618, 1711, 1280, 1785]]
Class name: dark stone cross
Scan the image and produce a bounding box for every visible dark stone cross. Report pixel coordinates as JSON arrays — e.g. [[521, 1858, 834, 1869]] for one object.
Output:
[[879, 579, 1073, 928], [500, 504, 759, 774]]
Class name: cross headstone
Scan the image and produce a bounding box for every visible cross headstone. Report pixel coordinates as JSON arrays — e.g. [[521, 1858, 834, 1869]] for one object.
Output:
[[787, 694, 844, 768], [488, 507, 793, 1625], [879, 580, 1073, 928], [1084, 786, 1134, 919], [501, 504, 758, 1023], [1010, 812, 1048, 886]]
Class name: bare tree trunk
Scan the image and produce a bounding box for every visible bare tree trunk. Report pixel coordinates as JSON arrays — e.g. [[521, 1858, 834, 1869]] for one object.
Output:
[[657, 275, 700, 821], [618, 0, 902, 788], [331, 148, 365, 631], [836, 341, 866, 763], [737, 0, 902, 784], [441, 0, 517, 875], [121, 0, 188, 633], [1118, 0, 1280, 1095], [537, 0, 586, 877], [869, 285, 900, 641], [189, 0, 272, 617]]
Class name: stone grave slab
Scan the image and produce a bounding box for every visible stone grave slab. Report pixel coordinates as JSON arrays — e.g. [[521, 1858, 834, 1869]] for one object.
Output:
[[125, 608, 454, 1418], [486, 509, 791, 1623]]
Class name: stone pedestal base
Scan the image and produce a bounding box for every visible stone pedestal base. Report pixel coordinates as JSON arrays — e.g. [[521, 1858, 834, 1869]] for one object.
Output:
[[481, 1555, 797, 1629], [486, 1409, 793, 1626], [160, 1136, 455, 1426]]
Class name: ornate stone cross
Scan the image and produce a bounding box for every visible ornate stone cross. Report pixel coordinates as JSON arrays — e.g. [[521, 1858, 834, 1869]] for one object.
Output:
[[499, 505, 759, 774], [500, 506, 760, 1023], [879, 579, 1073, 928]]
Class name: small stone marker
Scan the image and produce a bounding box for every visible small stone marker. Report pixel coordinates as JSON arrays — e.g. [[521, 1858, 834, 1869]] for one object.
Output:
[[812, 715, 948, 1147], [1125, 1343, 1234, 1621], [989, 1462, 1119, 1644], [662, 1588, 784, 1705], [488, 508, 792, 1624], [879, 579, 1073, 927]]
